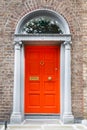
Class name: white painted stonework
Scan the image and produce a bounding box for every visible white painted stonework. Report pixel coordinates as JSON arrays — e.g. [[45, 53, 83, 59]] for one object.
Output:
[[10, 9, 74, 124], [10, 42, 24, 123], [82, 120, 87, 126], [63, 41, 74, 123]]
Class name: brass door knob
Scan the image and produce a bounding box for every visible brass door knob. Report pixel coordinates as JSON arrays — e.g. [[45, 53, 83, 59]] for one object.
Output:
[[48, 76, 52, 80]]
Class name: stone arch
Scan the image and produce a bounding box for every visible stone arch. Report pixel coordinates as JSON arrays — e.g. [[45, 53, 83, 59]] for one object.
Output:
[[15, 9, 70, 35]]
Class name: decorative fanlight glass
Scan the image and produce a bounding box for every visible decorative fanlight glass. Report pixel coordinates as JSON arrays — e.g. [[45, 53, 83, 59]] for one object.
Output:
[[22, 16, 62, 34]]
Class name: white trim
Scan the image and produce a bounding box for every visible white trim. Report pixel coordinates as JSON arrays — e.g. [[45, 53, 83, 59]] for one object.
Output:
[[63, 41, 74, 123], [14, 34, 71, 42], [60, 44, 65, 120], [10, 42, 23, 123], [20, 44, 24, 116]]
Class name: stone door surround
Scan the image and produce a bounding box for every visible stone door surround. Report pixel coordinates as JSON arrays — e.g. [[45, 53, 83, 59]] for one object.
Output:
[[10, 9, 74, 124]]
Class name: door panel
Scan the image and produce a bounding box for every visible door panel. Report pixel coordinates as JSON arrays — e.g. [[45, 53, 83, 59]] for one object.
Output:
[[24, 46, 60, 113]]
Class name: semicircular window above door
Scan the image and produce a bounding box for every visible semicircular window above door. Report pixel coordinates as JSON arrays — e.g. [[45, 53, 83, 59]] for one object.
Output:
[[21, 16, 63, 34]]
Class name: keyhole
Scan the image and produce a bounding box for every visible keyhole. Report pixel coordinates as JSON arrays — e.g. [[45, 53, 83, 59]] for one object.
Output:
[[40, 61, 44, 66]]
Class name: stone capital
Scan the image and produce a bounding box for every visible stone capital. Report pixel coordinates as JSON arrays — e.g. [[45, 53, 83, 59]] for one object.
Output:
[[64, 41, 72, 45], [14, 41, 22, 50], [63, 41, 72, 50]]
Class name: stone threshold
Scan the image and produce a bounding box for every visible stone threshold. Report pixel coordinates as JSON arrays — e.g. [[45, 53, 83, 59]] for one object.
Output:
[[1, 119, 87, 130]]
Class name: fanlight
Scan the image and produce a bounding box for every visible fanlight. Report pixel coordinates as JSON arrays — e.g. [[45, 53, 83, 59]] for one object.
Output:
[[21, 16, 63, 34]]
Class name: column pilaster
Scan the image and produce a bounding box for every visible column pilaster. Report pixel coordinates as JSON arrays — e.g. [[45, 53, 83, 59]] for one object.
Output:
[[10, 41, 23, 124], [63, 41, 74, 124]]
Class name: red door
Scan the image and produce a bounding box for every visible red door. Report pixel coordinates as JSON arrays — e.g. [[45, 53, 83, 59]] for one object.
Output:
[[24, 46, 60, 113]]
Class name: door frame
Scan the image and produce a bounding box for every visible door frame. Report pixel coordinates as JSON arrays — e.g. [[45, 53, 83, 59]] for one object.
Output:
[[10, 9, 74, 124], [23, 41, 63, 116], [11, 38, 73, 122]]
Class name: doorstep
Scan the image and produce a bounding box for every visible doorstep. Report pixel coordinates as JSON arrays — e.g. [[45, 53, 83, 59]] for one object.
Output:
[[1, 119, 87, 130]]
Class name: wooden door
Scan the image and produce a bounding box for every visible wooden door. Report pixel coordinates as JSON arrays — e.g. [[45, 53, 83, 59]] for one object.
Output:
[[24, 46, 60, 114]]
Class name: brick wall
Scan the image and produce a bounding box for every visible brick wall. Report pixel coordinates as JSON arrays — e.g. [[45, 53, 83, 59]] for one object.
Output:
[[82, 0, 87, 119], [0, 0, 87, 121]]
